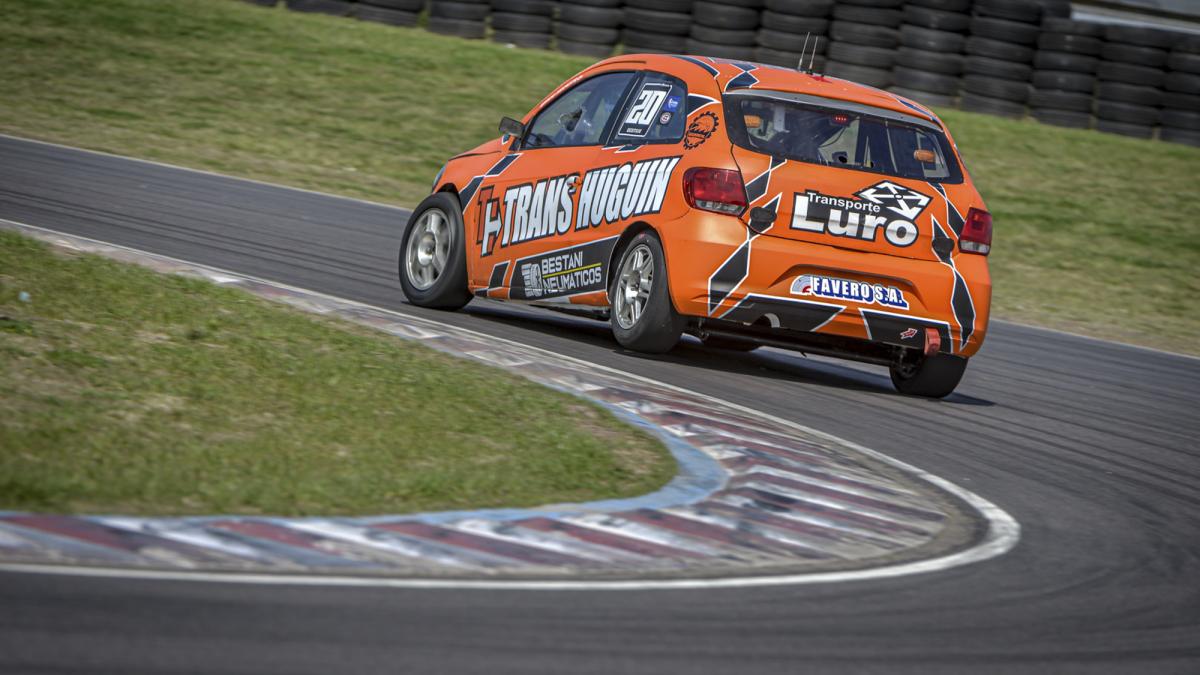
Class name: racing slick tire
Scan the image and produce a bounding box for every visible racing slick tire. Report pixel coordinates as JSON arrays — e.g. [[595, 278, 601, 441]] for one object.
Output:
[[609, 232, 685, 354], [399, 193, 472, 311], [890, 353, 967, 398]]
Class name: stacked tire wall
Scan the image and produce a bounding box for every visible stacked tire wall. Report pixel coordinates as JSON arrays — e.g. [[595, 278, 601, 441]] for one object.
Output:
[[254, 0, 1200, 147], [1162, 37, 1200, 146], [891, 0, 971, 108]]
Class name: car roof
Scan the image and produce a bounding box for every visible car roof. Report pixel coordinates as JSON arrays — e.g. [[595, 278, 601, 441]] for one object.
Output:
[[581, 53, 940, 126]]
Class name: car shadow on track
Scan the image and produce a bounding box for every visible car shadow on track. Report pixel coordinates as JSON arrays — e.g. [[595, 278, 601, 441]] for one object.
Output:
[[461, 302, 994, 407]]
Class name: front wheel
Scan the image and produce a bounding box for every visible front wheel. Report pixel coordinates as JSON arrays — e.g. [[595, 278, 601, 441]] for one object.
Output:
[[398, 193, 472, 310], [889, 353, 968, 398], [609, 232, 685, 353]]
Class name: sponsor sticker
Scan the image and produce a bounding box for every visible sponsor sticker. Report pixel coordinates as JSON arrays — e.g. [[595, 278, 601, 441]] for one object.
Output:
[[791, 274, 910, 310], [900, 327, 919, 340], [509, 239, 615, 300], [476, 157, 682, 256], [790, 180, 932, 248], [684, 111, 719, 149], [664, 95, 681, 112], [659, 111, 672, 125]]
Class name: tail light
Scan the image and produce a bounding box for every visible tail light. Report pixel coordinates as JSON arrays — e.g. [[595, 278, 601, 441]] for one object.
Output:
[[960, 207, 992, 255], [684, 167, 747, 216]]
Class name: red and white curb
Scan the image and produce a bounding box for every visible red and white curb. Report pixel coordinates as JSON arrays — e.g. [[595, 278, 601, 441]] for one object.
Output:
[[0, 221, 1019, 588]]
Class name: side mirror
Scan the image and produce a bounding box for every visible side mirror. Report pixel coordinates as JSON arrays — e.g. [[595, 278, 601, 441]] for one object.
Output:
[[499, 116, 525, 139]]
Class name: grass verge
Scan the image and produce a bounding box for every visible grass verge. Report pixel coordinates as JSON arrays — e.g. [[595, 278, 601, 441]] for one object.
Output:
[[0, 231, 674, 516], [1, 0, 1198, 353]]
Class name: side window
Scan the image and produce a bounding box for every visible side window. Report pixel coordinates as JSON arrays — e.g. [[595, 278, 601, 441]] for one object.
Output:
[[613, 72, 687, 144], [524, 72, 635, 149]]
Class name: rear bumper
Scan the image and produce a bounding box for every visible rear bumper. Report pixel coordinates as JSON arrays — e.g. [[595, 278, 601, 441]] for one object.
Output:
[[659, 212, 990, 358]]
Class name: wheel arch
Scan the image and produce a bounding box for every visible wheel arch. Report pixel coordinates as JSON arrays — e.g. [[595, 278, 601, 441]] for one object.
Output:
[[606, 221, 659, 296]]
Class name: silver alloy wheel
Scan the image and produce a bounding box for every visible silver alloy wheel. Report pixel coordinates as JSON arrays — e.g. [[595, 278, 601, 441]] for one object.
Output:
[[404, 208, 452, 291], [614, 243, 653, 329]]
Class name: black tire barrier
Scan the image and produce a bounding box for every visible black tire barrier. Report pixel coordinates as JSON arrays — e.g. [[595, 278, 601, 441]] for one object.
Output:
[[1176, 35, 1200, 55], [831, 4, 901, 27], [559, 3, 622, 27], [1161, 108, 1200, 130], [569, 0, 621, 6], [1101, 43, 1169, 69], [363, 0, 429, 6], [758, 28, 828, 53], [889, 86, 957, 108], [491, 11, 552, 33], [1037, 0, 1071, 19], [828, 42, 895, 69], [833, 21, 898, 48], [901, 5, 968, 32], [558, 38, 616, 57], [692, 24, 757, 45], [960, 92, 1026, 118], [1163, 91, 1200, 111], [892, 67, 959, 94], [686, 38, 756, 60], [431, 1, 489, 20], [1033, 50, 1097, 74], [896, 47, 962, 75], [824, 61, 891, 88], [1096, 100, 1160, 126], [964, 55, 1033, 81], [1095, 82, 1163, 107], [1105, 24, 1181, 50], [1095, 118, 1154, 139], [1037, 32, 1102, 56], [899, 25, 963, 51], [623, 28, 687, 51], [755, 46, 826, 69], [693, 2, 760, 30], [1029, 88, 1092, 112], [243, 0, 278, 6], [428, 16, 487, 37], [1169, 51, 1200, 75], [840, 0, 903, 6], [1040, 17, 1104, 38], [493, 29, 553, 48], [557, 22, 619, 44], [1160, 126, 1200, 146], [1165, 71, 1200, 95], [1031, 107, 1092, 129], [355, 4, 420, 24], [965, 36, 1035, 64], [969, 16, 1040, 47], [760, 11, 827, 34], [625, 0, 691, 11], [909, 0, 969, 10], [1031, 70, 1094, 93], [1096, 61, 1166, 88], [624, 8, 691, 35], [963, 74, 1030, 102], [286, 0, 353, 15], [764, 0, 831, 15], [709, 0, 768, 7], [972, 0, 1041, 25], [492, 0, 553, 14]]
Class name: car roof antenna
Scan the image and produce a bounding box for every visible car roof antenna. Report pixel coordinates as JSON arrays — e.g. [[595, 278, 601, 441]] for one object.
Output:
[[798, 33, 811, 73], [808, 36, 821, 76]]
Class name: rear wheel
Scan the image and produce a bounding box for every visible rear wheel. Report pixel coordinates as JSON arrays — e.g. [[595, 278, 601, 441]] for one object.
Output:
[[610, 232, 685, 353], [890, 353, 967, 398], [398, 193, 472, 310]]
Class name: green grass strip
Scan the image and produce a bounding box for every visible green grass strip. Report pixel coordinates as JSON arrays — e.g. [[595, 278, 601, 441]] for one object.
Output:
[[0, 232, 674, 516]]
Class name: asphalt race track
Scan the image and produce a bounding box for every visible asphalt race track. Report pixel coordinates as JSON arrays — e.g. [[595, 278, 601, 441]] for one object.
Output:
[[1, 135, 1198, 674]]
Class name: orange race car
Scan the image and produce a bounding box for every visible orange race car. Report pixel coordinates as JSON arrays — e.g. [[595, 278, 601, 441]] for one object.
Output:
[[400, 54, 992, 398]]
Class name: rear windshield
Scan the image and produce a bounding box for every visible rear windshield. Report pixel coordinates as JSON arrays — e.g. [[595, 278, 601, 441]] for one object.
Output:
[[724, 94, 963, 184]]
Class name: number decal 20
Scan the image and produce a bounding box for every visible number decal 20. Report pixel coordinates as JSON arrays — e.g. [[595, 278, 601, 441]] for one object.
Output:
[[618, 83, 673, 138]]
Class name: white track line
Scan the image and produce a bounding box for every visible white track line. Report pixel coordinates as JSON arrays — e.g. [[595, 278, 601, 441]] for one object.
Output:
[[1, 220, 1021, 592]]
